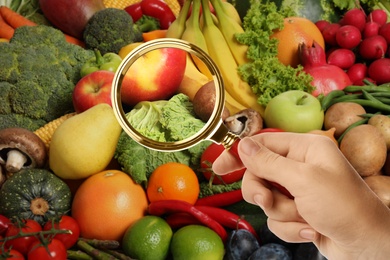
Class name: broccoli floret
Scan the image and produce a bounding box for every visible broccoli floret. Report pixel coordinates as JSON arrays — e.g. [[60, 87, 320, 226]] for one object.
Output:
[[0, 25, 94, 131], [83, 8, 144, 55]]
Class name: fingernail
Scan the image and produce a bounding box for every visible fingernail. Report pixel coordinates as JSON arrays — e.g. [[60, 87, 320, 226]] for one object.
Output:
[[240, 138, 261, 156], [253, 194, 265, 209], [299, 228, 317, 241]]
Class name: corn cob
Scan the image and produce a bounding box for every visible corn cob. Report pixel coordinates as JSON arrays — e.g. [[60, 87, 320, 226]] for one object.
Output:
[[34, 112, 76, 150]]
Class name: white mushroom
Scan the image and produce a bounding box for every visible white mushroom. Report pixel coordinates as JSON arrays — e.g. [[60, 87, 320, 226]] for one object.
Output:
[[0, 127, 47, 173]]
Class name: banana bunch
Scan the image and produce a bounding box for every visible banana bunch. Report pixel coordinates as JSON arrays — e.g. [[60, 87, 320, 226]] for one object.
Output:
[[167, 0, 264, 116]]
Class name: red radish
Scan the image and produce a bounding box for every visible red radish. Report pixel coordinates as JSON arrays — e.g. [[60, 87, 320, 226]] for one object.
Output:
[[379, 22, 390, 44], [299, 41, 352, 97], [316, 20, 330, 32], [322, 23, 341, 46], [363, 21, 380, 38], [353, 77, 376, 86], [367, 9, 388, 26], [359, 35, 388, 59], [347, 63, 368, 83], [340, 8, 367, 32], [336, 25, 362, 49], [368, 58, 390, 84], [327, 48, 356, 69]]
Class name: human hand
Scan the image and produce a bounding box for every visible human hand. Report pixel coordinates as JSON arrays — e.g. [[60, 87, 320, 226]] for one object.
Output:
[[212, 132, 390, 259]]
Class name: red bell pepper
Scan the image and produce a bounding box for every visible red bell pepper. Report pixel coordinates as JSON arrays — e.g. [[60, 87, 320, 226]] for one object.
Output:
[[124, 2, 143, 23]]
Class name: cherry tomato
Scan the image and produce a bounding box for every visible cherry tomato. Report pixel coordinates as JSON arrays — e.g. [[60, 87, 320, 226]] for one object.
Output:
[[201, 143, 245, 185], [27, 239, 67, 260], [0, 215, 11, 235], [5, 219, 42, 256], [0, 248, 25, 260], [43, 215, 80, 249]]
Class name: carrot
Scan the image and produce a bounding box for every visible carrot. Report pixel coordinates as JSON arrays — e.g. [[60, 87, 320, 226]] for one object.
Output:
[[64, 34, 86, 48], [0, 11, 15, 40], [142, 29, 167, 42], [0, 6, 37, 28]]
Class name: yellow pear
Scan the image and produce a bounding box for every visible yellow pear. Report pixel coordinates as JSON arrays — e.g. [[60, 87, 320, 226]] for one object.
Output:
[[49, 104, 122, 179]]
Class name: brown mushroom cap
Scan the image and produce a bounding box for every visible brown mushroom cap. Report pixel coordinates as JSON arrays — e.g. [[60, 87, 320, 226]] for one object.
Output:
[[224, 109, 264, 138], [0, 127, 47, 172]]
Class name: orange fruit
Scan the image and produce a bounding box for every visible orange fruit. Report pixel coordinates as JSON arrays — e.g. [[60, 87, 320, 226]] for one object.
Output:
[[271, 16, 325, 68], [146, 162, 200, 205], [71, 170, 148, 241]]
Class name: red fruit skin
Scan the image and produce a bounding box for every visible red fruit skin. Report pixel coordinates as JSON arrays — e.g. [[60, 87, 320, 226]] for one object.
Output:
[[340, 8, 367, 32], [322, 23, 341, 46], [379, 23, 390, 44], [336, 25, 362, 49], [327, 48, 356, 69], [299, 41, 351, 97], [359, 35, 388, 60], [368, 58, 390, 84], [39, 0, 105, 39], [347, 63, 368, 83]]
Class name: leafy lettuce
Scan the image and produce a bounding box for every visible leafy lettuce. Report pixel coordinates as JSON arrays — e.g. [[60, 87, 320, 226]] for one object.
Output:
[[115, 94, 210, 186]]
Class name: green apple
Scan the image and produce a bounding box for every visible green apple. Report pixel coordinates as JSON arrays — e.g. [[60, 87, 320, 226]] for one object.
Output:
[[264, 90, 324, 133]]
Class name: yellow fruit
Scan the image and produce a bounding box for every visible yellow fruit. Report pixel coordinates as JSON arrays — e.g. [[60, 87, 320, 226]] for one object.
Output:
[[170, 225, 225, 260], [118, 42, 144, 59], [122, 216, 173, 260]]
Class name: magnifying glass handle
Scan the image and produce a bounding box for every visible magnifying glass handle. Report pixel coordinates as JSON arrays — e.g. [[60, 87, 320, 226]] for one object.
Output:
[[227, 132, 294, 199]]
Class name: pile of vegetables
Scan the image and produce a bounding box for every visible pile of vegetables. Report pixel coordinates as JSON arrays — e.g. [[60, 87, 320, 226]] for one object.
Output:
[[0, 25, 94, 131]]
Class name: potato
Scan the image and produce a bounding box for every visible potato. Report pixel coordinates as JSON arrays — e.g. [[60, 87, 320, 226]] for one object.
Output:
[[340, 124, 387, 177], [324, 102, 366, 138], [364, 175, 390, 208], [368, 114, 390, 151]]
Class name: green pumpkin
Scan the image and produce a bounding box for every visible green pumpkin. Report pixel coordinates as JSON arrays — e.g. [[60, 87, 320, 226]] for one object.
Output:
[[0, 168, 71, 225]]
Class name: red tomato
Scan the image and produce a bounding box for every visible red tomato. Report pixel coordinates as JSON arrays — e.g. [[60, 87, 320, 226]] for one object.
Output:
[[27, 239, 67, 260], [0, 248, 25, 260], [0, 215, 11, 236], [201, 143, 245, 184], [43, 215, 80, 249], [5, 219, 42, 256]]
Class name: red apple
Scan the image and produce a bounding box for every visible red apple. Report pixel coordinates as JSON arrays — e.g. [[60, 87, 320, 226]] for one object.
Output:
[[72, 70, 114, 113], [39, 0, 105, 39], [121, 48, 187, 106]]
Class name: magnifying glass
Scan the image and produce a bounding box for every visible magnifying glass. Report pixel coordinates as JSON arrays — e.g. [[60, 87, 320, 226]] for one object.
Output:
[[111, 38, 250, 154]]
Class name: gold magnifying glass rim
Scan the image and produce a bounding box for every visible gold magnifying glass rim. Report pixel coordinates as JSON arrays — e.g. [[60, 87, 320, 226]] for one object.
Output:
[[111, 38, 226, 152]]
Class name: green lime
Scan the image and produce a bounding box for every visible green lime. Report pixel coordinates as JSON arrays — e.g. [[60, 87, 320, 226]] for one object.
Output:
[[170, 225, 225, 260], [122, 215, 173, 260]]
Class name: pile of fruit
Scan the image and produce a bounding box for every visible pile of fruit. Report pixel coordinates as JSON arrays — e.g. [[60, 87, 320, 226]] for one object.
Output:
[[0, 0, 390, 259]]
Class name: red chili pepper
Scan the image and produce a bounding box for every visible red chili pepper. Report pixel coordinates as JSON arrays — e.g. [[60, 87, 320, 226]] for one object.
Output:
[[194, 205, 261, 243], [148, 200, 228, 242], [165, 212, 201, 229], [140, 0, 176, 29], [195, 189, 243, 208], [124, 2, 143, 23]]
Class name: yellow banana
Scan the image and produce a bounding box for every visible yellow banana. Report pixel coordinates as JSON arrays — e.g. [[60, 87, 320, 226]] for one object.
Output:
[[177, 54, 210, 101], [180, 0, 213, 80], [209, 0, 249, 66], [221, 1, 242, 26], [165, 0, 192, 38], [224, 90, 247, 115], [200, 0, 263, 116]]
